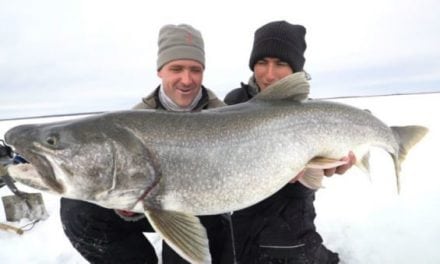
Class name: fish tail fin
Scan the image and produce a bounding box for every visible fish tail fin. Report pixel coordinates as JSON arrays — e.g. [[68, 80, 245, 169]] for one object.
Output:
[[145, 209, 211, 264], [391, 125, 429, 193]]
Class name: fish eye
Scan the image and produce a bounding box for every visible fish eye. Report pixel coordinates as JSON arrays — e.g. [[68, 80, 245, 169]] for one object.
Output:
[[46, 135, 58, 146]]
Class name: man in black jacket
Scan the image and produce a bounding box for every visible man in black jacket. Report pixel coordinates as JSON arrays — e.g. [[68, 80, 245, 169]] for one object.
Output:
[[225, 21, 356, 264], [60, 24, 233, 264]]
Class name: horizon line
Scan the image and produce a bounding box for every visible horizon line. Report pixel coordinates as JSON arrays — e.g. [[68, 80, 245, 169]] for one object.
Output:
[[1, 90, 439, 122]]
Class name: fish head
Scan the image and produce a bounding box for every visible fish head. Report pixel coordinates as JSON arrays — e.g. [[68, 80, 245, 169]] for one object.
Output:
[[4, 115, 160, 209]]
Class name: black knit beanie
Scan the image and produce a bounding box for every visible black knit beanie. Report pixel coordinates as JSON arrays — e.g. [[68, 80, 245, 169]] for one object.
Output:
[[249, 21, 307, 72]]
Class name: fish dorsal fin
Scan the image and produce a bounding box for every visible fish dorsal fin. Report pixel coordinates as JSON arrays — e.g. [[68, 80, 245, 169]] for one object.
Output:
[[145, 209, 211, 264], [253, 72, 310, 102]]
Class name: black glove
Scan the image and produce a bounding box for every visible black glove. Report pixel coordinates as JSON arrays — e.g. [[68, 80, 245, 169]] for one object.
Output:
[[0, 140, 13, 161], [1, 139, 28, 165], [1, 140, 12, 188], [0, 139, 27, 189]]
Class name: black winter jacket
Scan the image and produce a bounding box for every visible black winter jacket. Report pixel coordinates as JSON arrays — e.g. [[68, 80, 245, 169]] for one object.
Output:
[[225, 83, 325, 263]]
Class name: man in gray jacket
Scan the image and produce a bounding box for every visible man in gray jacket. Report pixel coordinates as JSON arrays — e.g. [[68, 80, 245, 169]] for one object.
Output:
[[60, 24, 233, 264]]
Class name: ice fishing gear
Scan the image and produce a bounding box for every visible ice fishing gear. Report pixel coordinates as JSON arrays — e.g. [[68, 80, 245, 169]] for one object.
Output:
[[1, 139, 49, 222], [0, 222, 24, 235]]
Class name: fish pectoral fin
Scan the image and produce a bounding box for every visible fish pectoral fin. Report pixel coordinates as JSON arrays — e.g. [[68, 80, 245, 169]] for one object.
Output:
[[306, 157, 348, 169], [144, 210, 211, 264]]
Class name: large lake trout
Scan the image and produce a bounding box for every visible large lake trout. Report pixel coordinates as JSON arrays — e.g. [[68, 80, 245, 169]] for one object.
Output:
[[4, 73, 428, 263]]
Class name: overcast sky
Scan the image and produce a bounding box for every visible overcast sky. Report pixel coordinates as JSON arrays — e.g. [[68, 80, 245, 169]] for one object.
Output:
[[1, 0, 439, 119]]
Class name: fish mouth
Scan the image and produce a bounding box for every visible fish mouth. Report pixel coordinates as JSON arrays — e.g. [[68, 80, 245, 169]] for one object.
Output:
[[7, 163, 52, 192], [9, 143, 65, 194]]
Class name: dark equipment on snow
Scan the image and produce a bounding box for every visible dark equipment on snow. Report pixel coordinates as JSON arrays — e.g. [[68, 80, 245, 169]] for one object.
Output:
[[1, 139, 48, 222]]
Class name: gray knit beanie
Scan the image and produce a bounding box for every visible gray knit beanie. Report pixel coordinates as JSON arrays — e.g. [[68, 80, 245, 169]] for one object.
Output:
[[249, 21, 307, 72], [156, 24, 205, 70]]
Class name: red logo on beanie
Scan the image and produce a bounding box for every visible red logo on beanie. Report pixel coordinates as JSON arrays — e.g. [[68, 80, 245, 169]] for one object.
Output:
[[186, 32, 193, 45]]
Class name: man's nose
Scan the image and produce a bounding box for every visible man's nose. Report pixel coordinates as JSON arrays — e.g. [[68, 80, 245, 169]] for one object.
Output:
[[180, 70, 192, 86], [265, 64, 277, 82]]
